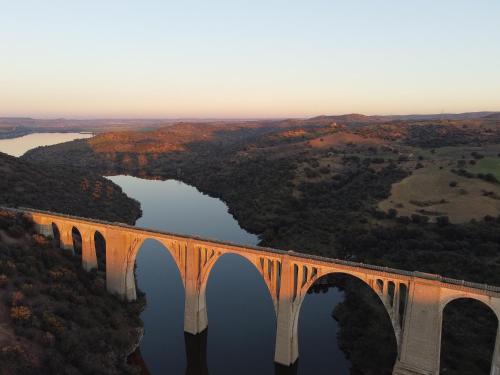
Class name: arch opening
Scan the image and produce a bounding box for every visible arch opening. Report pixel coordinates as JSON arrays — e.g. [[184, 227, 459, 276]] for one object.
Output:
[[440, 298, 498, 375], [398, 283, 408, 326], [94, 231, 106, 272], [71, 227, 82, 258], [51, 223, 60, 248], [205, 253, 276, 375], [132, 238, 186, 374], [387, 281, 395, 307], [298, 273, 398, 375]]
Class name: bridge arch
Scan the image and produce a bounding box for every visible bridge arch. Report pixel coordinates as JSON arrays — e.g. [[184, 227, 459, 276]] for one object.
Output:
[[440, 293, 500, 321], [124, 236, 186, 301], [440, 297, 499, 374], [203, 252, 277, 373], [94, 230, 106, 272], [51, 222, 61, 247], [296, 272, 399, 373], [291, 270, 401, 363], [71, 226, 82, 258], [199, 251, 279, 314]]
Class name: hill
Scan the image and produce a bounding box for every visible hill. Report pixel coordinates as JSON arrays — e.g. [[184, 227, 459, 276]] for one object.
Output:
[[0, 152, 141, 224], [0, 209, 144, 374]]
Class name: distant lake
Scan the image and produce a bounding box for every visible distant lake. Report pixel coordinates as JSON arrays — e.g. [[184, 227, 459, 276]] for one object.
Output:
[[0, 132, 93, 157]]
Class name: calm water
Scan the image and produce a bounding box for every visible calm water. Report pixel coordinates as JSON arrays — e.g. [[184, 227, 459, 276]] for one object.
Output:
[[108, 175, 351, 375], [3, 134, 351, 374], [0, 132, 93, 157]]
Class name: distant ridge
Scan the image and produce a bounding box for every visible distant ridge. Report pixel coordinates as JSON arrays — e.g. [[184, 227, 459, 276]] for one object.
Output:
[[309, 111, 499, 122]]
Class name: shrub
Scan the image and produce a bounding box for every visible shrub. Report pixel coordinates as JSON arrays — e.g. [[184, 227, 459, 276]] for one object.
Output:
[[387, 208, 398, 218], [10, 306, 32, 322], [42, 312, 66, 335]]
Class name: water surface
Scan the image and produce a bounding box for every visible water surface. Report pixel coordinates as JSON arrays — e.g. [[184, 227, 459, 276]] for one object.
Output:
[[0, 132, 92, 157], [108, 175, 351, 375]]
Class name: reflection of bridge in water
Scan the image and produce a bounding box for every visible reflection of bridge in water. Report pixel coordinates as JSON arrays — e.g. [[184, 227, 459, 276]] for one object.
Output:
[[11, 207, 500, 375]]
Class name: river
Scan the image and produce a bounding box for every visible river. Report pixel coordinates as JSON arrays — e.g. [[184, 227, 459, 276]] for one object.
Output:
[[0, 133, 351, 375]]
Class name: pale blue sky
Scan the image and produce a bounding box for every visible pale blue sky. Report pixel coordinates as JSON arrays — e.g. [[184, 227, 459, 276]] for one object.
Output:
[[1, 1, 499, 118]]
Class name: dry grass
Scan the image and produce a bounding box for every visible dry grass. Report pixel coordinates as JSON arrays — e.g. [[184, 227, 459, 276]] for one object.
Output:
[[378, 165, 500, 223], [308, 132, 384, 149]]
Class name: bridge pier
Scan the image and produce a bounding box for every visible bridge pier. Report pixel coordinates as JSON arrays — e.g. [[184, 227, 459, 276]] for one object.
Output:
[[105, 230, 141, 300], [490, 328, 500, 375], [393, 281, 441, 375], [81, 229, 98, 271], [184, 242, 208, 335], [34, 219, 54, 237], [274, 258, 299, 366], [58, 223, 74, 253]]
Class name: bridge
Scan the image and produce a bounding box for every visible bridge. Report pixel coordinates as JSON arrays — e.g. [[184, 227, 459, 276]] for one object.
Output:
[[9, 207, 500, 375]]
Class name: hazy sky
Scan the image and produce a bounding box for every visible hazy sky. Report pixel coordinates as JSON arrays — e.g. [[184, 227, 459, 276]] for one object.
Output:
[[1, 1, 499, 118]]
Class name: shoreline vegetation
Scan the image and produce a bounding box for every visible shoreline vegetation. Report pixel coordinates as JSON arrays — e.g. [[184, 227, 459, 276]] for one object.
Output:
[[0, 150, 145, 373], [0, 210, 145, 374], [15, 114, 500, 373]]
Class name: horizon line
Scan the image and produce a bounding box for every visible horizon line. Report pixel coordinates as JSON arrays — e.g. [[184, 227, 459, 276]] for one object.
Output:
[[1, 110, 499, 122]]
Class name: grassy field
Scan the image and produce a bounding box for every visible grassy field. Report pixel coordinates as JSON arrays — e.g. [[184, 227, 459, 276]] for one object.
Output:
[[378, 165, 500, 223], [468, 157, 500, 180]]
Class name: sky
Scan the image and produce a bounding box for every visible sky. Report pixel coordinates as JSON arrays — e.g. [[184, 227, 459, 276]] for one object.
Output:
[[1, 0, 499, 118]]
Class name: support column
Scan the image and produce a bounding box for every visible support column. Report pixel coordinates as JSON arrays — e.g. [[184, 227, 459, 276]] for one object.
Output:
[[59, 224, 74, 253], [81, 230, 98, 271], [184, 241, 208, 335], [274, 258, 299, 366], [105, 230, 138, 299], [382, 280, 390, 306], [393, 281, 441, 375], [393, 282, 401, 323], [29, 214, 52, 237], [491, 327, 500, 375], [34, 220, 54, 237]]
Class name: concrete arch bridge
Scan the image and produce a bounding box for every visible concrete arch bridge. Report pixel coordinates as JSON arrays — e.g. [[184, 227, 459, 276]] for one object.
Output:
[[9, 207, 500, 375]]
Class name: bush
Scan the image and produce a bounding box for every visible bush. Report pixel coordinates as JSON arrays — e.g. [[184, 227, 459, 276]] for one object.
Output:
[[10, 306, 32, 322], [387, 208, 398, 218]]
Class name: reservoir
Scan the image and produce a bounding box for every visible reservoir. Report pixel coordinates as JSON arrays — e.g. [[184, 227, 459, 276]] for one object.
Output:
[[1, 133, 351, 375], [0, 132, 93, 157]]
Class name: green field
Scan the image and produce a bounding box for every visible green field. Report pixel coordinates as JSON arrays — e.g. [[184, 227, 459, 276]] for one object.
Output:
[[468, 157, 500, 180]]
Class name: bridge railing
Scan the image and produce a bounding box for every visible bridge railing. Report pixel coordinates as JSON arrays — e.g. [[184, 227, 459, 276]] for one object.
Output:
[[3, 206, 500, 294]]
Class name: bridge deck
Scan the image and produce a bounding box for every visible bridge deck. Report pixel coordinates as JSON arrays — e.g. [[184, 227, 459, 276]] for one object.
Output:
[[4, 206, 499, 295]]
